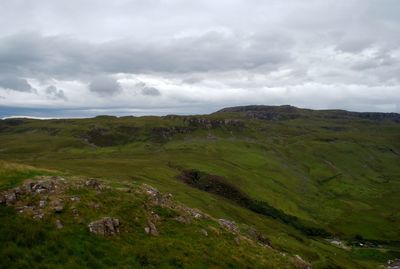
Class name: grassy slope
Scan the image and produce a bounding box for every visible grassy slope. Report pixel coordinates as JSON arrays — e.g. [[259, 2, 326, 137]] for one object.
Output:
[[0, 107, 400, 268]]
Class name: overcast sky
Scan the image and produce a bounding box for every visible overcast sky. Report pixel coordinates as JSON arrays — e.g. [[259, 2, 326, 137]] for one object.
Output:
[[0, 0, 399, 117]]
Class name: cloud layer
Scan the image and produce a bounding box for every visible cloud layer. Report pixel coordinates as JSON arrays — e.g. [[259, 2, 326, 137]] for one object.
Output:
[[0, 0, 399, 116]]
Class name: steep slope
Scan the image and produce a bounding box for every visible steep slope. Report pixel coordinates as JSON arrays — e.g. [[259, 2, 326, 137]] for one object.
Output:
[[0, 105, 399, 268]]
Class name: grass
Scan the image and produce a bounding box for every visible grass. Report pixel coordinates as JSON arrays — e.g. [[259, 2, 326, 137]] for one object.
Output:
[[0, 106, 399, 268]]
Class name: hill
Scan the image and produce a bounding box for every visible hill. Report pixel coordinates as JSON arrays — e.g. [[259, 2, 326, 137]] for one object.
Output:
[[0, 105, 400, 268]]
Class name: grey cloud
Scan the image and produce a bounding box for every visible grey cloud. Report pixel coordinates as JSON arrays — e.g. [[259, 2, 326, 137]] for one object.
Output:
[[45, 85, 67, 100], [0, 0, 400, 113], [0, 31, 291, 79], [0, 75, 35, 92], [141, 87, 161, 96], [134, 81, 161, 96], [89, 76, 122, 96]]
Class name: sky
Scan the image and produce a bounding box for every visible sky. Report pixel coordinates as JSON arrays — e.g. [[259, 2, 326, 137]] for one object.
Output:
[[0, 0, 400, 117]]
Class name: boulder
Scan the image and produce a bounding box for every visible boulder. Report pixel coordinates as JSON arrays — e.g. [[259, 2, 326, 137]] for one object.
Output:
[[88, 217, 120, 236]]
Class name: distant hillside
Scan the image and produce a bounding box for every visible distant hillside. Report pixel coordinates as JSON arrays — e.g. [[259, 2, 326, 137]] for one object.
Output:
[[216, 105, 400, 122]]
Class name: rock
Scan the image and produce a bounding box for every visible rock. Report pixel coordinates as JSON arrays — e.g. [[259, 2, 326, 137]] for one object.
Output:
[[33, 212, 44, 220], [55, 219, 64, 229], [0, 194, 5, 204], [5, 192, 17, 205], [247, 228, 272, 247], [88, 217, 120, 236], [85, 179, 104, 191], [234, 237, 241, 245], [89, 202, 101, 210], [145, 220, 159, 236], [174, 216, 191, 224], [70, 196, 81, 202], [32, 180, 56, 194], [218, 219, 239, 233], [200, 229, 208, 237], [143, 184, 173, 207], [292, 255, 311, 269], [388, 259, 400, 269], [39, 200, 47, 208], [52, 199, 64, 213]]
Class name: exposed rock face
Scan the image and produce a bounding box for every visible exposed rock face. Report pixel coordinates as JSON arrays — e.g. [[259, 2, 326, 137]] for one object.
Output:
[[88, 217, 120, 236], [218, 219, 239, 233], [183, 117, 243, 129]]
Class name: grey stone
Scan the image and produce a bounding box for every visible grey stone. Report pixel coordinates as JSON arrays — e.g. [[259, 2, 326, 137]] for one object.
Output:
[[88, 217, 120, 236]]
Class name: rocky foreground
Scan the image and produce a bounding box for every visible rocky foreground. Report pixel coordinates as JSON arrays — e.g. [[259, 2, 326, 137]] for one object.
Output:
[[0, 175, 311, 268]]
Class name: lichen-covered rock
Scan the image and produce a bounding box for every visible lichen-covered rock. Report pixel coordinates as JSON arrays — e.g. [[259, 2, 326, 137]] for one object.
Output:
[[88, 217, 120, 236]]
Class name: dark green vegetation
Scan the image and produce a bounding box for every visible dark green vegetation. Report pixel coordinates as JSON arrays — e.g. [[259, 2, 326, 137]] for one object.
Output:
[[1, 105, 400, 268], [178, 170, 328, 237]]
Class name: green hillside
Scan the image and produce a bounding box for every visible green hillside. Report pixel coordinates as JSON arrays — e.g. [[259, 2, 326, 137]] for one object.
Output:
[[1, 105, 400, 268]]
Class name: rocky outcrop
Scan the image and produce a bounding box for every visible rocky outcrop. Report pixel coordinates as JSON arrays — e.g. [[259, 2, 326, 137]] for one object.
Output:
[[88, 217, 120, 236], [183, 117, 243, 129]]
